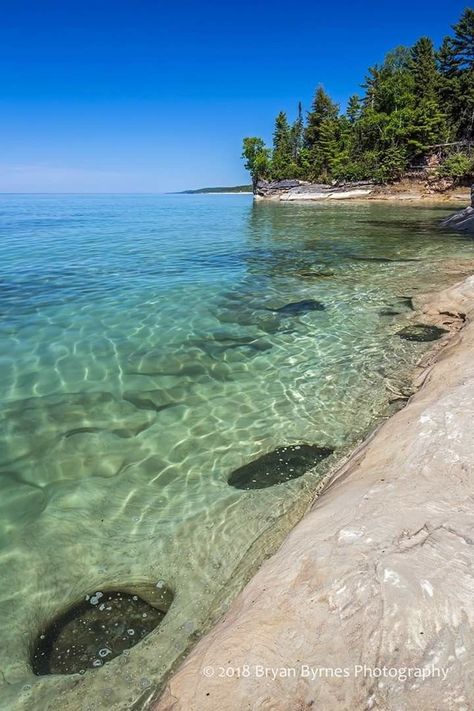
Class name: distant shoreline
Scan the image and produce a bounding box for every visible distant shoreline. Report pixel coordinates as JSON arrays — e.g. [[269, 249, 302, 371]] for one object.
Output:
[[174, 185, 253, 195]]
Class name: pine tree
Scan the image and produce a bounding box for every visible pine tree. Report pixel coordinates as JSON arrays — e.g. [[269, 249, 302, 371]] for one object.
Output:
[[408, 37, 447, 153], [304, 86, 339, 150], [318, 118, 343, 180], [451, 9, 474, 139], [346, 95, 361, 123], [411, 37, 439, 101], [438, 36, 460, 77], [451, 8, 474, 71], [271, 112, 294, 180], [290, 102, 304, 161], [241, 9, 474, 186]]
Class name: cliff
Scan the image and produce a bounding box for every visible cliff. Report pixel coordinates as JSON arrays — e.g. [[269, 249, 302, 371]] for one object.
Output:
[[255, 178, 470, 203], [255, 179, 374, 200]]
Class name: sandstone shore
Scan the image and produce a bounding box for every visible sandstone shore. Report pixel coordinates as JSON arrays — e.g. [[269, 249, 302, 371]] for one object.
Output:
[[155, 274, 474, 711], [255, 178, 470, 204]]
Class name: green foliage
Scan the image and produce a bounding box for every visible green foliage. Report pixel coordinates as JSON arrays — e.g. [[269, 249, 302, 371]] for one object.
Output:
[[271, 112, 296, 179], [241, 137, 270, 189], [411, 37, 439, 101], [242, 9, 474, 187], [346, 95, 361, 123], [437, 153, 474, 181], [451, 8, 474, 71], [304, 86, 339, 150]]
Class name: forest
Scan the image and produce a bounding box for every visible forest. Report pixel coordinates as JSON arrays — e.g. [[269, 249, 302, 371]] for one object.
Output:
[[242, 9, 474, 189]]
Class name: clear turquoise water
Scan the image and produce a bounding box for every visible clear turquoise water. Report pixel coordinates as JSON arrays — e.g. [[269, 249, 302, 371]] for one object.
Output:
[[0, 194, 472, 709]]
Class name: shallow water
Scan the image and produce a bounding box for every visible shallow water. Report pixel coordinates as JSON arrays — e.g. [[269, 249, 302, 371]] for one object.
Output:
[[0, 194, 472, 709]]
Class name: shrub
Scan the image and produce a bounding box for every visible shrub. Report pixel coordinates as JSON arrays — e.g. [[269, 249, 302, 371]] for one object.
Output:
[[438, 153, 474, 182]]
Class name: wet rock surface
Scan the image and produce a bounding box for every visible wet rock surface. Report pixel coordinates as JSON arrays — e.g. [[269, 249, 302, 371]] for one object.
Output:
[[228, 444, 334, 490]]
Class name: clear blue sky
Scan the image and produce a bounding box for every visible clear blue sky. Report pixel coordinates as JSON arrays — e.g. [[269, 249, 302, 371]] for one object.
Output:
[[0, 0, 469, 192]]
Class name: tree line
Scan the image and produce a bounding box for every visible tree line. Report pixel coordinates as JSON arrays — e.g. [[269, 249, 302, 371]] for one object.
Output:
[[242, 8, 474, 190]]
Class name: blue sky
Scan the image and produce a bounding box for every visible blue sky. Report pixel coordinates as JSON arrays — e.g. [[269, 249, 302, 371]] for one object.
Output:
[[0, 0, 469, 192]]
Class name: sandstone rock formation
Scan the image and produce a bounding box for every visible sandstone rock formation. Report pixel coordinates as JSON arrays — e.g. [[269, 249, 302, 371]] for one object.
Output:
[[255, 179, 374, 201], [155, 276, 474, 711]]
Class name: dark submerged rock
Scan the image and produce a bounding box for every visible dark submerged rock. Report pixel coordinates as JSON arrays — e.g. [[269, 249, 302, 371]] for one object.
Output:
[[379, 309, 402, 317], [350, 255, 421, 264], [228, 444, 334, 490], [270, 300, 326, 315], [31, 585, 173, 675], [297, 270, 335, 279], [397, 296, 415, 310], [396, 324, 448, 342], [349, 255, 395, 263]]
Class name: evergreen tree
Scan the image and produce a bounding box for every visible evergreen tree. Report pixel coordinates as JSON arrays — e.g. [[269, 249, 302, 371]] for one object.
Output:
[[290, 102, 304, 161], [451, 8, 474, 71], [411, 37, 439, 100], [438, 36, 460, 77], [241, 9, 474, 187], [346, 95, 362, 123], [437, 36, 462, 139], [452, 9, 474, 139], [409, 37, 447, 152], [271, 112, 294, 179], [304, 86, 339, 150]]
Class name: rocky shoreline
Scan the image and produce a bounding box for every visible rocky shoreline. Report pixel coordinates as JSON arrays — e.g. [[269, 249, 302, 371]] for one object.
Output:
[[255, 178, 470, 203], [442, 186, 474, 233], [154, 272, 474, 710]]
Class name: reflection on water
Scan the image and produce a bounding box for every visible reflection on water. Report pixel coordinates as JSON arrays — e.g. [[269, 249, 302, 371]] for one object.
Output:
[[0, 194, 472, 709]]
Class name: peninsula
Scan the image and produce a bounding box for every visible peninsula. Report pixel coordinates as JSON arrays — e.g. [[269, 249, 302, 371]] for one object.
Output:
[[242, 9, 474, 197]]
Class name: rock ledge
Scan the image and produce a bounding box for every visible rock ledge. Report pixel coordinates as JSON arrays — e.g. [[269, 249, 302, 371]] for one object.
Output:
[[155, 275, 474, 711]]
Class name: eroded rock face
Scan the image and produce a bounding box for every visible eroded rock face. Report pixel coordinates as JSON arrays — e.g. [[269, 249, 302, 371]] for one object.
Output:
[[396, 324, 447, 342], [255, 179, 374, 201], [228, 444, 334, 490], [255, 179, 306, 198], [32, 584, 173, 675]]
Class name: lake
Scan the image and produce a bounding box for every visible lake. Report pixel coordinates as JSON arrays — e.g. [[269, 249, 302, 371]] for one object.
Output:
[[0, 193, 472, 709]]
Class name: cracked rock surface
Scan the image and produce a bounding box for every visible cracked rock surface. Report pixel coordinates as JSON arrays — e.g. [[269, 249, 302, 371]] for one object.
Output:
[[154, 276, 474, 711]]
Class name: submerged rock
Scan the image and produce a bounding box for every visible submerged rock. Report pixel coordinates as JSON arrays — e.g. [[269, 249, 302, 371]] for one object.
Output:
[[297, 270, 335, 279], [350, 255, 420, 263], [396, 324, 448, 342], [349, 255, 394, 263], [270, 300, 326, 315], [379, 309, 402, 317], [228, 444, 334, 490], [31, 584, 173, 675], [397, 296, 415, 310]]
